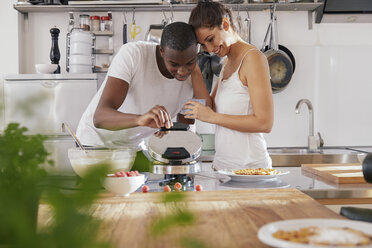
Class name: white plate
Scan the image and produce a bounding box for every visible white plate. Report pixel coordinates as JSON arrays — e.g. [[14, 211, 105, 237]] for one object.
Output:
[[217, 169, 290, 182], [258, 218, 372, 248]]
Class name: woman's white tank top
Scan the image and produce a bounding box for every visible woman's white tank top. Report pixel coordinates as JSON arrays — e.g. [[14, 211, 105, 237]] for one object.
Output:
[[213, 49, 272, 171]]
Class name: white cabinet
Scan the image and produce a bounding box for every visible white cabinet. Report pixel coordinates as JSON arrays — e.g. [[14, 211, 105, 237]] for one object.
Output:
[[4, 74, 97, 135]]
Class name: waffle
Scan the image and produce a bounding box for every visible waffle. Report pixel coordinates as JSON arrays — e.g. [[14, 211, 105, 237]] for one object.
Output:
[[273, 226, 372, 246], [234, 168, 280, 175]]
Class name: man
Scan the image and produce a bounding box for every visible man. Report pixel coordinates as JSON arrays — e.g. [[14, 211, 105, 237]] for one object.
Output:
[[76, 22, 211, 171]]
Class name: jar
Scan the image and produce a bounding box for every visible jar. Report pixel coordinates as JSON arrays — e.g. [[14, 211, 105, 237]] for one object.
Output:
[[80, 14, 90, 31], [100, 16, 112, 31], [90, 16, 100, 31]]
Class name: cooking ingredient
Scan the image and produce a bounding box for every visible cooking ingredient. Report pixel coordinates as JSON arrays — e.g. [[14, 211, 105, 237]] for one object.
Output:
[[195, 184, 203, 191], [174, 182, 182, 190], [111, 170, 140, 177], [234, 168, 280, 175], [90, 16, 100, 31], [79, 14, 90, 31], [273, 226, 372, 246], [100, 16, 112, 31], [142, 185, 149, 193], [163, 185, 171, 192]]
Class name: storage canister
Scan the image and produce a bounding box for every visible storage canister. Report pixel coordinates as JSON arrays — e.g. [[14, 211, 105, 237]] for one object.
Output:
[[79, 14, 90, 31], [100, 16, 112, 31], [90, 16, 100, 31]]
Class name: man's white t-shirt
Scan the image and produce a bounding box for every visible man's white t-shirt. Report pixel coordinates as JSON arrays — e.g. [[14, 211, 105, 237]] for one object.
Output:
[[76, 41, 193, 148]]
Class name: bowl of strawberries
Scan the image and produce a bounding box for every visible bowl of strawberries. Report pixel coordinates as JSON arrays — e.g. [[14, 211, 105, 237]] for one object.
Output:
[[103, 170, 145, 196]]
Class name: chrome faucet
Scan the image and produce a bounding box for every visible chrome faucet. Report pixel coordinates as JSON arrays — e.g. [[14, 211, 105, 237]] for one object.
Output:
[[295, 99, 318, 151]]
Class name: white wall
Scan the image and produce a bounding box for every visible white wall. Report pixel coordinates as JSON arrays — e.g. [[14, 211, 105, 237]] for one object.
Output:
[[4, 6, 372, 147], [0, 0, 19, 131]]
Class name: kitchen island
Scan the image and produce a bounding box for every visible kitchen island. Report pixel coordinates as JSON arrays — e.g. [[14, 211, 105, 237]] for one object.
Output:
[[38, 188, 343, 248]]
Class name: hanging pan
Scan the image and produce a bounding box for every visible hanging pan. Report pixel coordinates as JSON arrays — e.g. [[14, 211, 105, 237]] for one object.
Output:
[[261, 6, 295, 93]]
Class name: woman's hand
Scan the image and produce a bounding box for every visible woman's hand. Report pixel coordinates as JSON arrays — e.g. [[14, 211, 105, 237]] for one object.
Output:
[[137, 105, 172, 129], [183, 100, 216, 123]]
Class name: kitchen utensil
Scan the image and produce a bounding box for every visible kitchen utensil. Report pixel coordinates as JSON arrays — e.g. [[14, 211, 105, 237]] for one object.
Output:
[[68, 147, 137, 178], [147, 123, 202, 174], [245, 11, 251, 44], [123, 12, 127, 44], [302, 163, 366, 184], [145, 9, 174, 44], [363, 153, 372, 183], [50, 26, 61, 73], [261, 5, 294, 93], [129, 9, 141, 40], [35, 64, 58, 74], [62, 122, 86, 152], [103, 174, 145, 196]]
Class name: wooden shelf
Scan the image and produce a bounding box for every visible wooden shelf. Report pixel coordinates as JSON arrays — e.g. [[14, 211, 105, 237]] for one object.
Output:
[[92, 30, 114, 36], [94, 49, 114, 54], [14, 2, 323, 14]]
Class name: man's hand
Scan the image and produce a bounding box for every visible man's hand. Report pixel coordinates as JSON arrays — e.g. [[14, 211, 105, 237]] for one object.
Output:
[[137, 105, 173, 129]]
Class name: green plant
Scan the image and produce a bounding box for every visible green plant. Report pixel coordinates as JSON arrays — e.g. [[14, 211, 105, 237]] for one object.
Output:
[[0, 123, 112, 248]]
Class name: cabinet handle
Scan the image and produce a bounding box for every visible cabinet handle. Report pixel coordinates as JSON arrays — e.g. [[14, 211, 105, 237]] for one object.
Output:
[[41, 81, 59, 88]]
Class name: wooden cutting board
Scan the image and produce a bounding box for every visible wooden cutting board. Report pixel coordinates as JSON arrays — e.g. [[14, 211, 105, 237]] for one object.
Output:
[[38, 189, 343, 248], [301, 163, 366, 184]]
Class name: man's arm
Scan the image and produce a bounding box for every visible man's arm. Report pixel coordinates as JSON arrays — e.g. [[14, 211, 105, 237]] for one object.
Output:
[[94, 76, 171, 130]]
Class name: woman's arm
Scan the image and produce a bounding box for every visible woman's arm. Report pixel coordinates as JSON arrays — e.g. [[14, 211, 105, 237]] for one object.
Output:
[[190, 65, 213, 108], [184, 50, 273, 133]]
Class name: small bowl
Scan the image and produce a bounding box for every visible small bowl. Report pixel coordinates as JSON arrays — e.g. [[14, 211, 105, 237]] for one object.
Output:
[[103, 174, 145, 196], [35, 64, 58, 74], [68, 147, 137, 178]]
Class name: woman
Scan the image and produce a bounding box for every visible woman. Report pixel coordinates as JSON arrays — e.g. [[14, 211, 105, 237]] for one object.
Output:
[[186, 0, 274, 170]]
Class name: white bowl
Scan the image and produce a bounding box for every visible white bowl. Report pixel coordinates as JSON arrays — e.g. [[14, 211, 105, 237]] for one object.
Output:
[[103, 174, 145, 196], [70, 30, 94, 44], [35, 64, 58, 74], [68, 147, 137, 178], [69, 55, 93, 65], [70, 42, 92, 55], [68, 64, 92, 74]]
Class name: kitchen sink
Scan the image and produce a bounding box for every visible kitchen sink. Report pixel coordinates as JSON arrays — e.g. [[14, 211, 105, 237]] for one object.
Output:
[[268, 147, 363, 167]]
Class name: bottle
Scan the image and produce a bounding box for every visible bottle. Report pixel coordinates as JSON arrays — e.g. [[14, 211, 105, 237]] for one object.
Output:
[[100, 16, 112, 31], [50, 27, 61, 74], [79, 14, 90, 31], [90, 16, 100, 31]]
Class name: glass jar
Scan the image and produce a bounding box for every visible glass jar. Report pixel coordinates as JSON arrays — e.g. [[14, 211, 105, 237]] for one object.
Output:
[[90, 16, 100, 31], [79, 14, 90, 31], [100, 16, 112, 32]]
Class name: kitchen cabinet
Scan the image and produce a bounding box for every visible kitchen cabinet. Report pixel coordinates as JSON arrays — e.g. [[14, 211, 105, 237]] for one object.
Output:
[[3, 74, 98, 175]]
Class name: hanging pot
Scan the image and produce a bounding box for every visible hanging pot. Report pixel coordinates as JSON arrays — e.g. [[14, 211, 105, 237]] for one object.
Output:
[[261, 7, 295, 94]]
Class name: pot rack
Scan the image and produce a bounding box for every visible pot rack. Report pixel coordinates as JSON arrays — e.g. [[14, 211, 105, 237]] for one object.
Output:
[[14, 1, 323, 30]]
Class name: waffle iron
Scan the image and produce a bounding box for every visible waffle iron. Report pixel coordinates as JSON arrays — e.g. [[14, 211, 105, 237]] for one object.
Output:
[[147, 123, 202, 175]]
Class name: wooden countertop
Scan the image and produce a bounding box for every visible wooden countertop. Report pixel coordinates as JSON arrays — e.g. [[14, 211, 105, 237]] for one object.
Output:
[[38, 189, 344, 248]]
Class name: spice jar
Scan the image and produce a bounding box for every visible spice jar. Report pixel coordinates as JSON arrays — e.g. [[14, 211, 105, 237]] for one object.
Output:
[[79, 14, 90, 31], [90, 16, 100, 31], [100, 16, 112, 31]]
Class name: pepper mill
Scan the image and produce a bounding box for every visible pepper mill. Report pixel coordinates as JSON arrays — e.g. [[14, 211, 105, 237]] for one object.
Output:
[[50, 27, 61, 74]]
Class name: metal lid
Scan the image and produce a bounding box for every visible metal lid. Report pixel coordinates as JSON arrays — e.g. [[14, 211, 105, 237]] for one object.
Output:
[[148, 130, 202, 164]]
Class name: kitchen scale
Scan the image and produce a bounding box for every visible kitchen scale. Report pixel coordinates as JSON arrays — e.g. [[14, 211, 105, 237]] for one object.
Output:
[[146, 123, 202, 187]]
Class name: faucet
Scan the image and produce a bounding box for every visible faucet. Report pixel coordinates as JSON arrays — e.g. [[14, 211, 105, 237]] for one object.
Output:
[[295, 99, 318, 151]]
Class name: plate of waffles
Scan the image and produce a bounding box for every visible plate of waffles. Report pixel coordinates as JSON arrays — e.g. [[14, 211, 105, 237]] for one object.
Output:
[[217, 168, 290, 182], [258, 218, 372, 248]]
